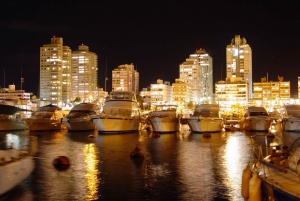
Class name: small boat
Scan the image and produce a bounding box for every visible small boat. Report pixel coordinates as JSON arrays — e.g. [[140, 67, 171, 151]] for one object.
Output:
[[62, 103, 100, 131], [0, 104, 29, 131], [184, 104, 223, 133], [90, 91, 141, 133], [243, 106, 273, 131], [250, 138, 300, 200], [0, 136, 37, 196], [25, 104, 65, 131], [224, 123, 240, 132], [147, 104, 180, 133]]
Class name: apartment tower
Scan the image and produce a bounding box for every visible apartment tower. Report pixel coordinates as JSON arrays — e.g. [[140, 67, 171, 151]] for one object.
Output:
[[226, 35, 252, 98], [71, 44, 98, 102], [179, 48, 213, 103], [40, 36, 72, 105]]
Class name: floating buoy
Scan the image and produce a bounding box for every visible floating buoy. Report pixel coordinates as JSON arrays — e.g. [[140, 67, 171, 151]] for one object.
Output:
[[241, 164, 252, 200], [249, 171, 261, 201], [130, 146, 144, 158], [88, 134, 95, 138], [203, 133, 211, 138], [152, 132, 160, 137], [53, 156, 70, 171]]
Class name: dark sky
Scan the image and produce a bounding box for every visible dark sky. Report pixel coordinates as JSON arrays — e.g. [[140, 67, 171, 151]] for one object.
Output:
[[1, 0, 300, 96]]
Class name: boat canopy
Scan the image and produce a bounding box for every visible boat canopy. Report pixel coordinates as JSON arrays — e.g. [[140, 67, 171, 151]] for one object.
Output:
[[0, 104, 30, 115], [37, 104, 62, 112]]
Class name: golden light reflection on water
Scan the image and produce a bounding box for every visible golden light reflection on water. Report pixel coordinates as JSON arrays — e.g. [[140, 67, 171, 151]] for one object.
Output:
[[83, 143, 99, 201], [223, 135, 245, 200]]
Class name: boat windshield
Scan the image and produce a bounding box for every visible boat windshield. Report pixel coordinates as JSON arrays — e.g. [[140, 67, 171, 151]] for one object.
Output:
[[249, 112, 268, 116]]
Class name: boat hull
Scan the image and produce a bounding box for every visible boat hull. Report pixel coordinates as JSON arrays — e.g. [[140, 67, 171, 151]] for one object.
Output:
[[91, 116, 140, 133], [25, 119, 62, 131], [186, 117, 223, 133], [0, 119, 28, 131], [282, 117, 300, 132], [148, 117, 179, 133], [243, 117, 272, 131], [0, 156, 34, 195], [62, 117, 95, 131]]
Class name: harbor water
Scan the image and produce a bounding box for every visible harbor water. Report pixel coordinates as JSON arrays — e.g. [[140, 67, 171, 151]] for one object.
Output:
[[1, 126, 300, 201]]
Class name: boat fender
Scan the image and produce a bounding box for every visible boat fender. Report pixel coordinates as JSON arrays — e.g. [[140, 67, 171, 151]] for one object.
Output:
[[203, 133, 211, 138], [241, 164, 252, 200], [53, 156, 70, 171], [249, 172, 261, 201]]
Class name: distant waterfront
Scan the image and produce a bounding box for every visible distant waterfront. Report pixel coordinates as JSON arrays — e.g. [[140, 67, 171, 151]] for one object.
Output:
[[1, 127, 299, 200]]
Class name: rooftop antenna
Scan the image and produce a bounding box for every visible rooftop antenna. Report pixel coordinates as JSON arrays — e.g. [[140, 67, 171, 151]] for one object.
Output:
[[3, 69, 5, 88], [105, 57, 108, 92]]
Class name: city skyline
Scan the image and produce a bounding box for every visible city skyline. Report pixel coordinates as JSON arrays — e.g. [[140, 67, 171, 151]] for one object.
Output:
[[1, 1, 300, 96]]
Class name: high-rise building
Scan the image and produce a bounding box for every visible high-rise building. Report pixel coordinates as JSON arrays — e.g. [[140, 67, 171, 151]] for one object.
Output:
[[226, 35, 252, 98], [40, 36, 72, 105], [71, 44, 98, 102], [179, 48, 213, 103], [112, 63, 139, 94]]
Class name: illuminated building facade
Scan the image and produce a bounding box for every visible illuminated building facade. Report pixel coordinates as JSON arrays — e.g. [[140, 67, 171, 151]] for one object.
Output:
[[215, 77, 249, 112], [40, 36, 71, 105], [179, 48, 213, 103], [71, 45, 98, 102], [172, 78, 193, 107], [112, 63, 139, 94], [150, 79, 172, 105], [226, 35, 252, 98], [253, 76, 290, 110]]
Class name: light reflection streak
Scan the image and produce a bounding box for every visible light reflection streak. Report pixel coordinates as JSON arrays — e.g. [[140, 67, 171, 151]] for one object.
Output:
[[223, 136, 245, 199], [83, 144, 99, 201]]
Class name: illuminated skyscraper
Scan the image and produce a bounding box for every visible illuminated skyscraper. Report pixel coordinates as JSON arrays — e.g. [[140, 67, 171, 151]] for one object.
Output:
[[112, 63, 139, 94], [40, 36, 71, 105], [71, 44, 98, 102], [226, 35, 252, 98], [179, 48, 213, 103]]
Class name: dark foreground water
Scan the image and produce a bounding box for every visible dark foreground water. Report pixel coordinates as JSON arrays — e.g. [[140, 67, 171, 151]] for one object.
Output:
[[1, 125, 300, 201]]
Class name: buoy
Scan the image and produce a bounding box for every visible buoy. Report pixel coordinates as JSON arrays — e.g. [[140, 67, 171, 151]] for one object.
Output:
[[152, 132, 160, 137], [53, 156, 70, 171], [88, 134, 95, 138], [203, 133, 211, 138], [241, 164, 252, 200], [249, 171, 261, 201], [130, 146, 144, 158]]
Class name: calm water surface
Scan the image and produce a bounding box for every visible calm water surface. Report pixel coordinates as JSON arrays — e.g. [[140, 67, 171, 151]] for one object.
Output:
[[1, 126, 300, 201]]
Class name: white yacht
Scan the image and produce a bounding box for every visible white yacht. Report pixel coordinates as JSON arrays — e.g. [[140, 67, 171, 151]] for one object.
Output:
[[0, 104, 28, 131], [62, 103, 100, 131], [185, 104, 223, 133], [147, 104, 180, 133], [243, 106, 272, 131], [282, 104, 300, 132], [25, 104, 65, 131], [90, 91, 141, 133]]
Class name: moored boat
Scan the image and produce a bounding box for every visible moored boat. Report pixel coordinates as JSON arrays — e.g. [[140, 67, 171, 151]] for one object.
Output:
[[0, 136, 37, 196], [0, 104, 29, 131], [90, 91, 141, 133], [282, 104, 300, 132], [147, 104, 180, 133], [25, 104, 65, 131], [250, 138, 300, 201], [184, 104, 223, 133], [243, 106, 273, 131], [62, 103, 100, 131]]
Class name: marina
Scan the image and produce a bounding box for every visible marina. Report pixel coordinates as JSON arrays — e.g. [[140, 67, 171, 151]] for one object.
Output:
[[1, 124, 300, 200]]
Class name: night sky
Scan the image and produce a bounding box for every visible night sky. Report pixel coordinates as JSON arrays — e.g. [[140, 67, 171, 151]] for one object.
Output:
[[1, 0, 300, 96]]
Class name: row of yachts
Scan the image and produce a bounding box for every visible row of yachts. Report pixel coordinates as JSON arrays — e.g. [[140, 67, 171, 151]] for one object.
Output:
[[0, 91, 299, 134]]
